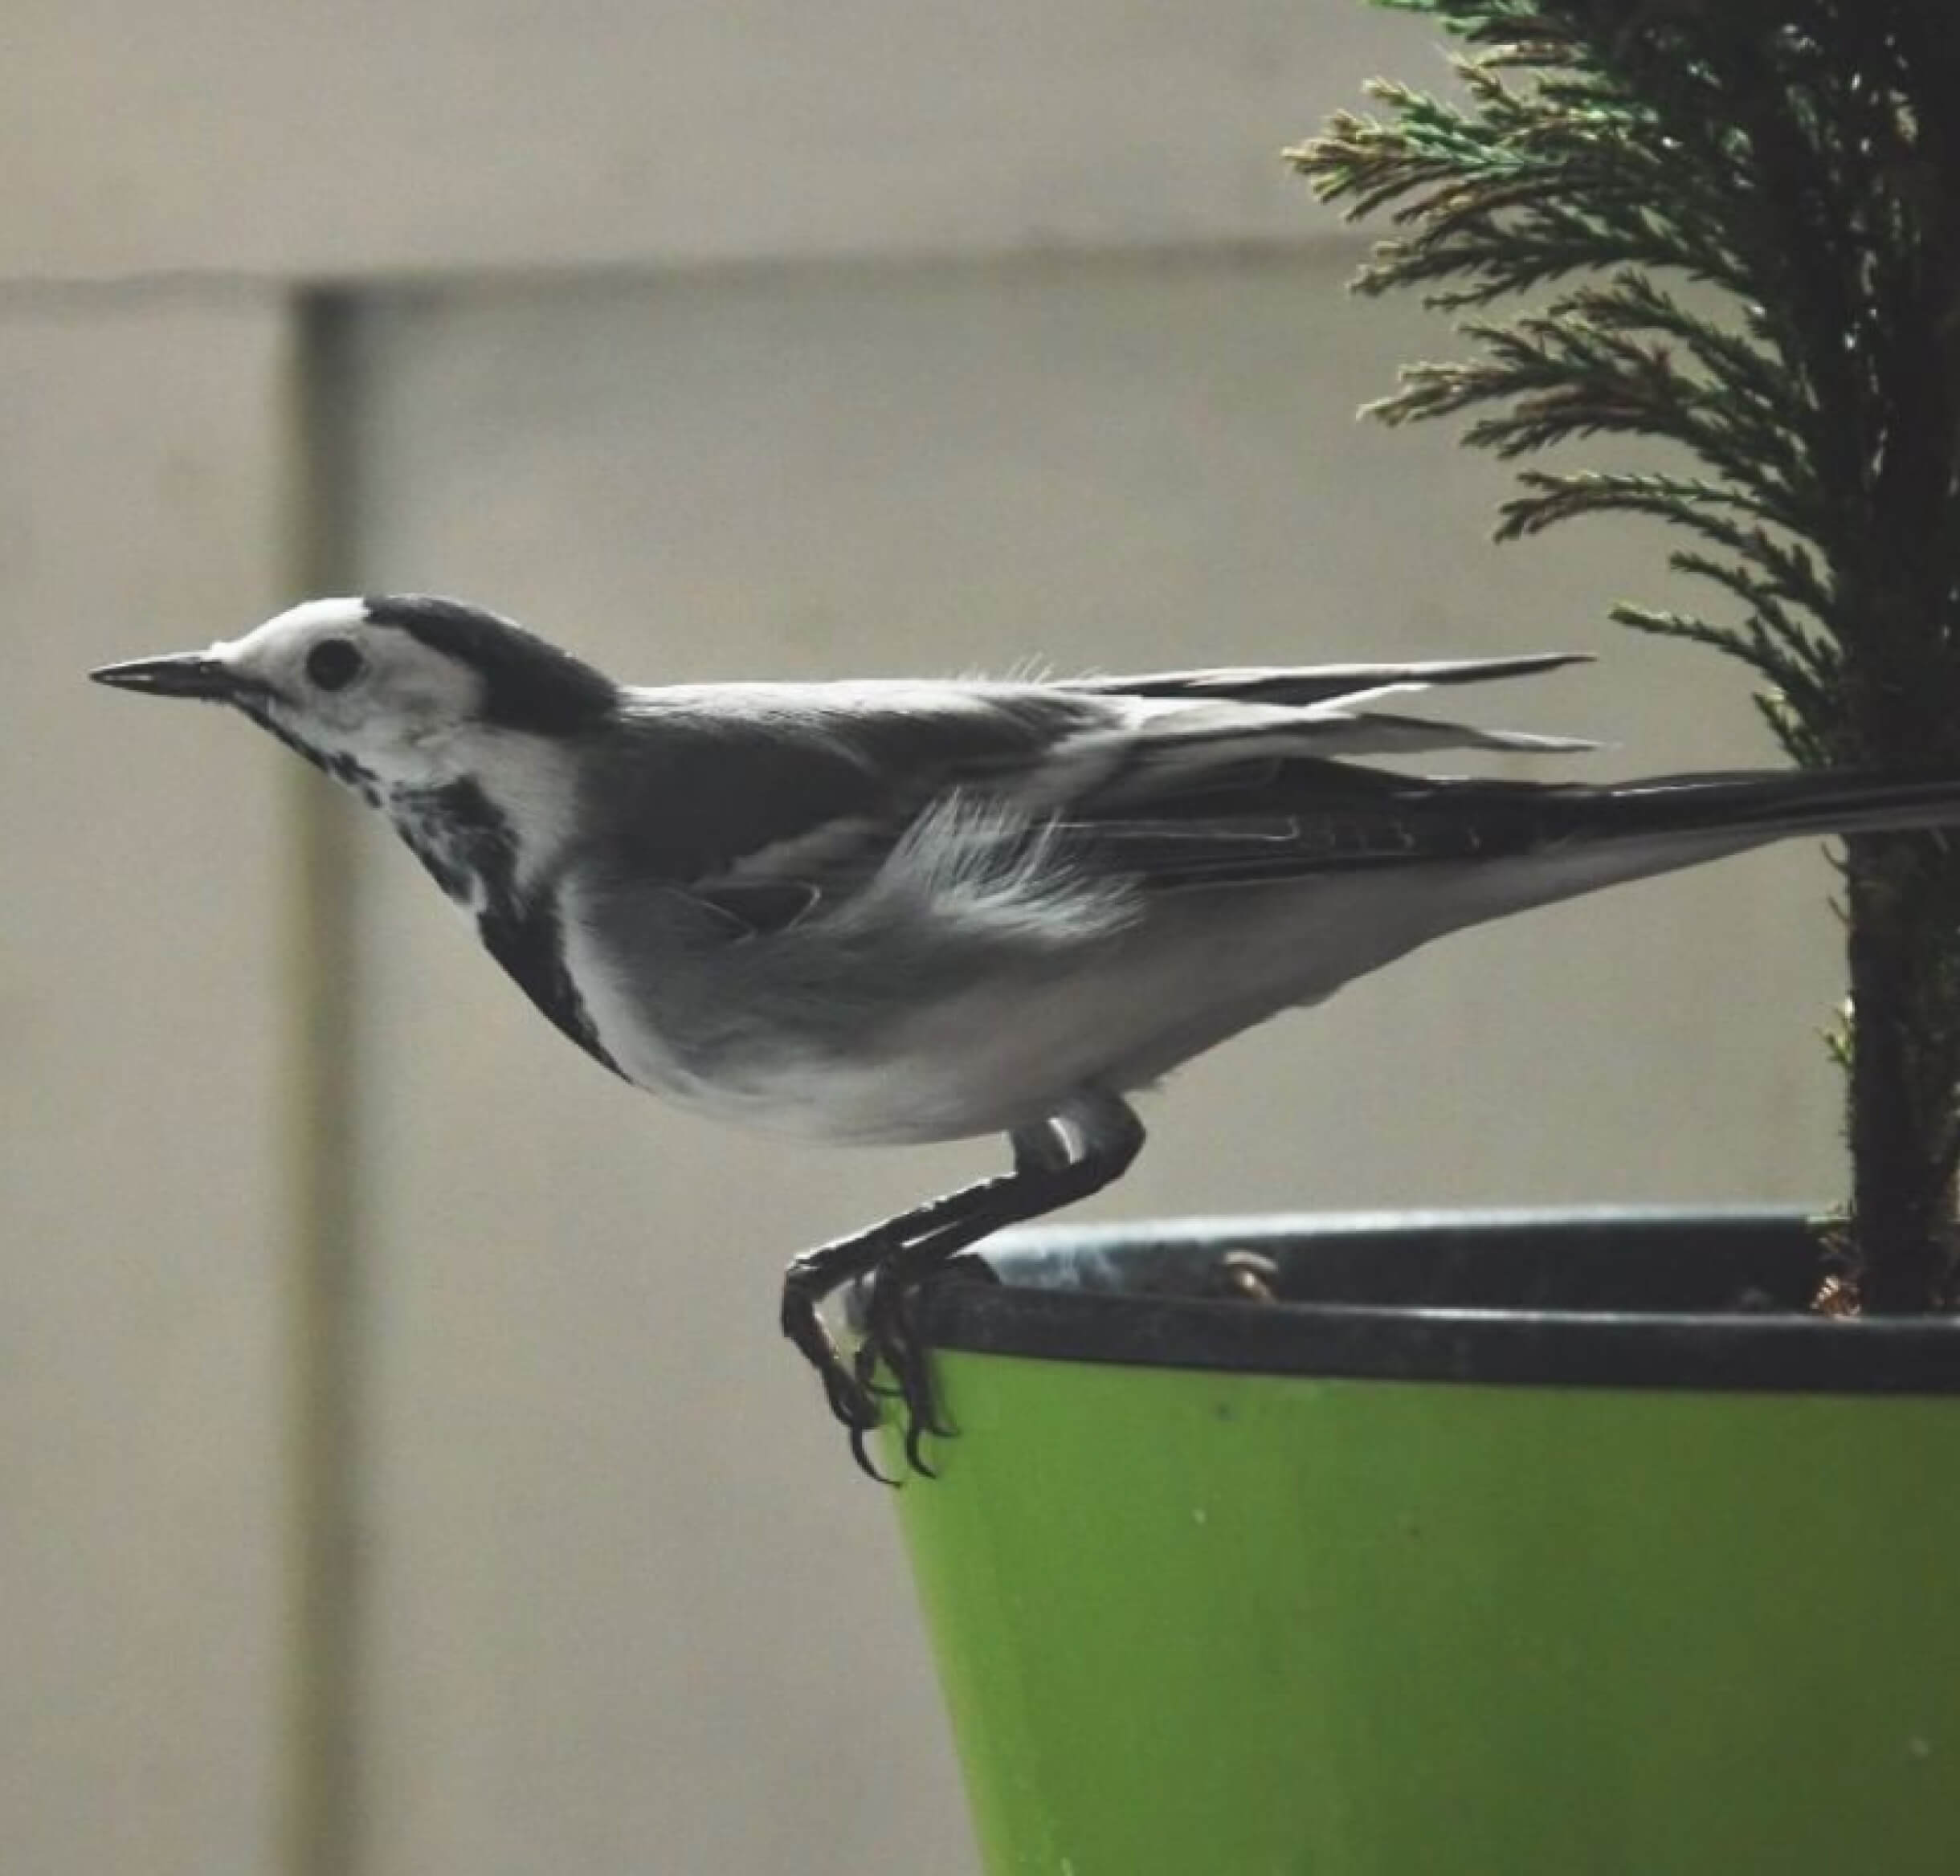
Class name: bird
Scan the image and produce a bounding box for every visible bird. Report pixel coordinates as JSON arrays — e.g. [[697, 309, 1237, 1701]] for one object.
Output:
[[91, 595, 1960, 1476]]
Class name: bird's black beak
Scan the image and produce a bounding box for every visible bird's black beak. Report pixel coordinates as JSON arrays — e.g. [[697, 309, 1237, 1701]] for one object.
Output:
[[89, 652, 238, 701]]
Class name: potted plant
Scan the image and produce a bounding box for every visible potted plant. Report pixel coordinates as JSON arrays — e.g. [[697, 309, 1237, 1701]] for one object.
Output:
[[888, 8, 1960, 1872]]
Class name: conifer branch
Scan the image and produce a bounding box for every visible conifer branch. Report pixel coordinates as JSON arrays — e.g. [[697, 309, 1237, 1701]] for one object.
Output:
[[1294, 0, 1960, 1306]]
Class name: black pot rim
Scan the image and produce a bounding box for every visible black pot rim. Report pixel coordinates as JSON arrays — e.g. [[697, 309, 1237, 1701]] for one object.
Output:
[[905, 1205, 1960, 1393]]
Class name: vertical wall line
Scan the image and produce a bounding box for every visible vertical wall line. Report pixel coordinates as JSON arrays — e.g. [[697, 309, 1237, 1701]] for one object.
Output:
[[280, 289, 365, 1876]]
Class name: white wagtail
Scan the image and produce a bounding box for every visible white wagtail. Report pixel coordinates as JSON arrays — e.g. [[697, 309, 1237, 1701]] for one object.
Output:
[[92, 596, 1960, 1474]]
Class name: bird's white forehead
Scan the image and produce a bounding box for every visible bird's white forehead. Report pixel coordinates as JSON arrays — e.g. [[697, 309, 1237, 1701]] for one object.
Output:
[[212, 594, 369, 659], [213, 595, 478, 712]]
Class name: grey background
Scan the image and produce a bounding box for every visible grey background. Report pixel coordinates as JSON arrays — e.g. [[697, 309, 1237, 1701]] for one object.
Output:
[[5, 9, 1841, 1875]]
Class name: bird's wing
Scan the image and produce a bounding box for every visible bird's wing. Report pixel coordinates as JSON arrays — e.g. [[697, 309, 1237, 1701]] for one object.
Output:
[[1048, 652, 1597, 772], [584, 681, 1098, 924], [1050, 774, 1567, 891], [1059, 650, 1589, 710], [595, 659, 1595, 929]]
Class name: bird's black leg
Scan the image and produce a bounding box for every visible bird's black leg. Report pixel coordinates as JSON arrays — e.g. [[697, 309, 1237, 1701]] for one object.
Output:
[[860, 1092, 1146, 1475], [783, 1091, 1145, 1479], [781, 1173, 1042, 1481]]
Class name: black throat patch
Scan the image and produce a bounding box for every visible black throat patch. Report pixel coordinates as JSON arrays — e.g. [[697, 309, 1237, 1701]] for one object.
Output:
[[387, 777, 622, 1078]]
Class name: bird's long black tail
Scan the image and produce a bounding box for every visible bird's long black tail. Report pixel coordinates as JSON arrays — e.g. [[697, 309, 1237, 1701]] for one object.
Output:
[[1435, 766, 1960, 940], [1581, 767, 1960, 846]]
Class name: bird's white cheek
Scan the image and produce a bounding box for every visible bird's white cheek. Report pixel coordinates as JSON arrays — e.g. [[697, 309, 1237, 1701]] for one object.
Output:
[[471, 733, 584, 894], [332, 719, 468, 791]]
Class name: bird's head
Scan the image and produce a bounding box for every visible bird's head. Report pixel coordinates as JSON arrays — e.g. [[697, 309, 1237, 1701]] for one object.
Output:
[[91, 595, 619, 797]]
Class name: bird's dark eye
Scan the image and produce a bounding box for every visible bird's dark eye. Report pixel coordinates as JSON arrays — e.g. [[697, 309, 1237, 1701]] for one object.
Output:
[[305, 638, 365, 692]]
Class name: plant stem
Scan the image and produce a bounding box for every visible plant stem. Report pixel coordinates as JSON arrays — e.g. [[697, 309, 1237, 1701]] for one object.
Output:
[[1844, 854, 1954, 1307]]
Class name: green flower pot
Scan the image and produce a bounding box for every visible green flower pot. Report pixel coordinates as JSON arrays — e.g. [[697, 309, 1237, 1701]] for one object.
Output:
[[888, 1209, 1960, 1876]]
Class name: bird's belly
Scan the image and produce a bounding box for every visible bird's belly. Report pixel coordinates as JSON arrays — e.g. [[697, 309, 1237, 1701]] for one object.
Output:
[[700, 1058, 1030, 1146], [771, 874, 1478, 1140], [566, 874, 1472, 1146], [582, 973, 1141, 1145], [556, 920, 993, 1143], [619, 941, 1318, 1148], [599, 1017, 1064, 1145]]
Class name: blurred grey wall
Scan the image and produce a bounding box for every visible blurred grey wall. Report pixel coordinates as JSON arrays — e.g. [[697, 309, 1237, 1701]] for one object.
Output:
[[4, 8, 1848, 1876]]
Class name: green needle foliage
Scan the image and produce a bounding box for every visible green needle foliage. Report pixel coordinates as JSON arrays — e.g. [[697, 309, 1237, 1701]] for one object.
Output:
[[1291, 0, 1960, 1308]]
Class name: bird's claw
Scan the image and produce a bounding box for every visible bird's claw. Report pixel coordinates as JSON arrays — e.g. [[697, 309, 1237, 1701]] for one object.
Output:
[[786, 1233, 1003, 1480], [845, 1425, 895, 1486], [784, 1279, 890, 1473], [843, 1251, 1003, 1477], [813, 1344, 903, 1486], [817, 1350, 884, 1434], [855, 1274, 949, 1478], [785, 1285, 919, 1484]]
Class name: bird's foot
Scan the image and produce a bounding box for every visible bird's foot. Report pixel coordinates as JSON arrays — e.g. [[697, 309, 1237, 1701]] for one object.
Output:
[[782, 1277, 897, 1481], [854, 1275, 945, 1478], [823, 1355, 900, 1488], [781, 1244, 962, 1483], [851, 1251, 1000, 1478], [816, 1348, 885, 1434]]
